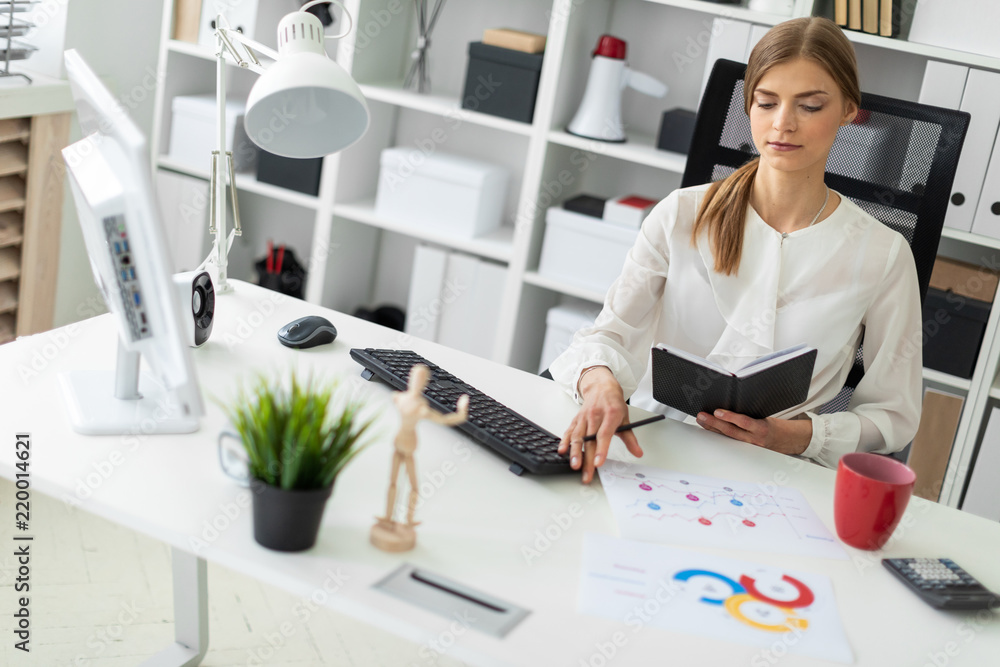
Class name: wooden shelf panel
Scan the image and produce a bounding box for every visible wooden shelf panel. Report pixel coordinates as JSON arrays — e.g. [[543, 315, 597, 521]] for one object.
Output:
[[642, 0, 795, 26], [0, 246, 20, 282], [359, 83, 535, 137], [0, 118, 30, 143], [0, 142, 28, 177], [0, 280, 17, 314], [0, 312, 14, 345], [923, 367, 972, 392], [940, 226, 1000, 250], [547, 130, 687, 173], [522, 270, 606, 304], [157, 157, 321, 211], [0, 211, 22, 247], [332, 199, 515, 263], [0, 175, 26, 212]]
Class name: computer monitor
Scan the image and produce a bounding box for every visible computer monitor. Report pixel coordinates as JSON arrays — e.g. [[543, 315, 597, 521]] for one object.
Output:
[[59, 49, 204, 435]]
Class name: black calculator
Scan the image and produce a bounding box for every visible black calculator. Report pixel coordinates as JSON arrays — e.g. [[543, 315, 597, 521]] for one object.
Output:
[[882, 558, 1000, 610]]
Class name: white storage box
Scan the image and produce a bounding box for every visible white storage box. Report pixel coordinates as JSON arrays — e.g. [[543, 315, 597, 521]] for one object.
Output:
[[375, 148, 509, 239], [168, 94, 256, 173], [538, 207, 638, 294], [539, 301, 598, 373], [604, 194, 657, 229]]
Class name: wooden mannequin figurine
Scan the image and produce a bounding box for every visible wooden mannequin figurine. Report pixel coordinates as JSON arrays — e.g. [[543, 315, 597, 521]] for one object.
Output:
[[370, 364, 469, 552]]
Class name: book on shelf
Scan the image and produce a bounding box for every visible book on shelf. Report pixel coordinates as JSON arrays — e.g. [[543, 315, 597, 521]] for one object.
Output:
[[650, 343, 817, 420], [862, 0, 879, 34], [848, 0, 862, 31], [834, 0, 848, 27]]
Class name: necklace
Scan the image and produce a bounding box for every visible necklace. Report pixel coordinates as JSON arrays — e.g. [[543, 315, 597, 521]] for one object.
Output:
[[807, 186, 830, 228]]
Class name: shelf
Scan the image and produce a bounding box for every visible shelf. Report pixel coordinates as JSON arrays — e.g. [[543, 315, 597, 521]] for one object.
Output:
[[0, 211, 22, 247], [990, 380, 1000, 400], [547, 130, 687, 173], [0, 312, 13, 345], [839, 28, 1000, 72], [646, 0, 1000, 70], [940, 226, 1000, 251], [0, 280, 16, 314], [0, 246, 19, 282], [0, 141, 28, 177], [0, 175, 25, 212], [167, 39, 217, 63], [358, 83, 535, 137], [157, 157, 321, 210], [0, 118, 29, 143], [642, 0, 795, 26], [523, 270, 606, 304], [332, 199, 515, 263], [923, 367, 972, 392]]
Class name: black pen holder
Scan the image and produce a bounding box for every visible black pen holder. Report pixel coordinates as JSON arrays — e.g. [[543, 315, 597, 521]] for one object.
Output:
[[255, 247, 307, 299]]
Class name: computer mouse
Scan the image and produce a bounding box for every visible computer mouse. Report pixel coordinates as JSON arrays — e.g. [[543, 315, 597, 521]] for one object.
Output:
[[277, 315, 337, 349]]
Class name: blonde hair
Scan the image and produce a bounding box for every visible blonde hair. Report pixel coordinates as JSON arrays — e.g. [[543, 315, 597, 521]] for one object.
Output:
[[691, 17, 861, 275]]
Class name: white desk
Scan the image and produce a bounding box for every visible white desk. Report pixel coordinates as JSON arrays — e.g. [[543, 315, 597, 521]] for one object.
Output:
[[1, 280, 999, 666]]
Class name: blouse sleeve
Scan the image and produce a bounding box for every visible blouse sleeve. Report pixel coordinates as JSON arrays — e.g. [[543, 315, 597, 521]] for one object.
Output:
[[801, 235, 923, 468], [548, 191, 677, 401]]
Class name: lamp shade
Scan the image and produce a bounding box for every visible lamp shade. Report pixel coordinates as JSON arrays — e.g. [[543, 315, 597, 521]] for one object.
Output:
[[244, 10, 369, 159]]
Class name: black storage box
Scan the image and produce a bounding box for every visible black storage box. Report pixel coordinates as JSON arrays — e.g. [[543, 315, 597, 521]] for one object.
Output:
[[922, 287, 991, 379], [656, 108, 698, 154], [563, 194, 606, 219], [256, 150, 323, 196], [462, 42, 543, 123]]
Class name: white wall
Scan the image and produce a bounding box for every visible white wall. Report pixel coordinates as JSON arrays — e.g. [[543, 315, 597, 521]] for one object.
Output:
[[51, 0, 165, 327]]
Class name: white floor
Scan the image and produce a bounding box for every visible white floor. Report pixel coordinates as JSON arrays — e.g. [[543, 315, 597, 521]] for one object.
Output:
[[0, 478, 467, 666]]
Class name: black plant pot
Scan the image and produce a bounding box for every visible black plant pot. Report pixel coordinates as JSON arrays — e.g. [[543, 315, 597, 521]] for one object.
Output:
[[251, 479, 334, 552]]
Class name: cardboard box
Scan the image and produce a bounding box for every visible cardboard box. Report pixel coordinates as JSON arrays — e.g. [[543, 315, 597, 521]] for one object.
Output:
[[375, 148, 509, 239], [929, 256, 999, 302], [483, 28, 547, 54], [907, 388, 964, 502]]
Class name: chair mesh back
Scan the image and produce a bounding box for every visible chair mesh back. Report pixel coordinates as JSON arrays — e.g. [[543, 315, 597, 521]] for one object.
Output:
[[682, 59, 970, 396], [683, 59, 970, 306]]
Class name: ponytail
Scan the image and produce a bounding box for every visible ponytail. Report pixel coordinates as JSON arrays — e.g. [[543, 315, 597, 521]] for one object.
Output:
[[690, 157, 760, 276]]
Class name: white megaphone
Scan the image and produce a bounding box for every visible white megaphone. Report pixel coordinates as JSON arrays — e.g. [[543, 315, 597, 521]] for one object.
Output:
[[567, 35, 667, 143]]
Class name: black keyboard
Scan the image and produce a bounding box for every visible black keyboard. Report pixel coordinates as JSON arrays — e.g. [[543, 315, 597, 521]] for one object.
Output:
[[350, 348, 570, 475]]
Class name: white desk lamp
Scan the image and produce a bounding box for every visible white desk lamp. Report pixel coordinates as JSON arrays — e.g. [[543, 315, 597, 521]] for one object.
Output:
[[206, 0, 369, 293]]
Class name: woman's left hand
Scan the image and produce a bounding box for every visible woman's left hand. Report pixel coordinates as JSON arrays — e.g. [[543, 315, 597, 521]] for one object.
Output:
[[696, 409, 811, 456]]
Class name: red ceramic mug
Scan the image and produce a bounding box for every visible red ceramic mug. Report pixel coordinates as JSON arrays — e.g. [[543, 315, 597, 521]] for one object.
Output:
[[834, 452, 916, 550]]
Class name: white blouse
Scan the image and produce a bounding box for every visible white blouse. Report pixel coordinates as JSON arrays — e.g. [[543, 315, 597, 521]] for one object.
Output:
[[550, 183, 923, 468]]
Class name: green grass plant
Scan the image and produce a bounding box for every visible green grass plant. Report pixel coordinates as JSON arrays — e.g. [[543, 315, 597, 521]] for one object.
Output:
[[222, 374, 376, 490]]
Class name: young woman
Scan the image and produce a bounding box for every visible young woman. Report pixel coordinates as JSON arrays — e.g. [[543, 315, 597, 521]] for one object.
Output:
[[551, 17, 922, 483]]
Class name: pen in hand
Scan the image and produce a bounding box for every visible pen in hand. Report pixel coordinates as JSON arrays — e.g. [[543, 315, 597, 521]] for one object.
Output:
[[582, 414, 665, 442]]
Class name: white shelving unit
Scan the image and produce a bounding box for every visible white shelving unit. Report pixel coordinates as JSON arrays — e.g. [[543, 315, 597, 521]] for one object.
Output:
[[150, 0, 1000, 511]]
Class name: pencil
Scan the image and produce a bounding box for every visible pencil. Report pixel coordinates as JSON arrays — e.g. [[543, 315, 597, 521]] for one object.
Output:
[[583, 414, 665, 442]]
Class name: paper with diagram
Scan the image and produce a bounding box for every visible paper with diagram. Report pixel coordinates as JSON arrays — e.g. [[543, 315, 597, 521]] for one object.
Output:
[[598, 461, 846, 560], [579, 533, 854, 664]]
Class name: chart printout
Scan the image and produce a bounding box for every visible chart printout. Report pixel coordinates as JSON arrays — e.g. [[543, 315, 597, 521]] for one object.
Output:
[[598, 461, 847, 560], [579, 533, 854, 664]]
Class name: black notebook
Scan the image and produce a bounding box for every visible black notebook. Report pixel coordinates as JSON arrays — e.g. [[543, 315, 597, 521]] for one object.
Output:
[[650, 343, 818, 420]]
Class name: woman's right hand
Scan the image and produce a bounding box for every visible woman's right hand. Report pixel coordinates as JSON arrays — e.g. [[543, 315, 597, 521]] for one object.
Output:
[[558, 366, 643, 484]]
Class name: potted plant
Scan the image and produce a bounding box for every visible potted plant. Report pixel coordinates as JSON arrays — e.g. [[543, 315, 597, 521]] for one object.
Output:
[[222, 373, 376, 552]]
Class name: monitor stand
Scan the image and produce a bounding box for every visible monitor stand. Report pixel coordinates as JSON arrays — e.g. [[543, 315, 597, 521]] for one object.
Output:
[[59, 338, 199, 435]]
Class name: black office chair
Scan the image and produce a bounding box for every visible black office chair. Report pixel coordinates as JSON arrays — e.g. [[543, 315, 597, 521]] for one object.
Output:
[[684, 59, 971, 412]]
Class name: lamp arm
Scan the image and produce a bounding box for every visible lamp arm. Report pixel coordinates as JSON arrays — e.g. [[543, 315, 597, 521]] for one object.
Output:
[[215, 28, 276, 75]]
